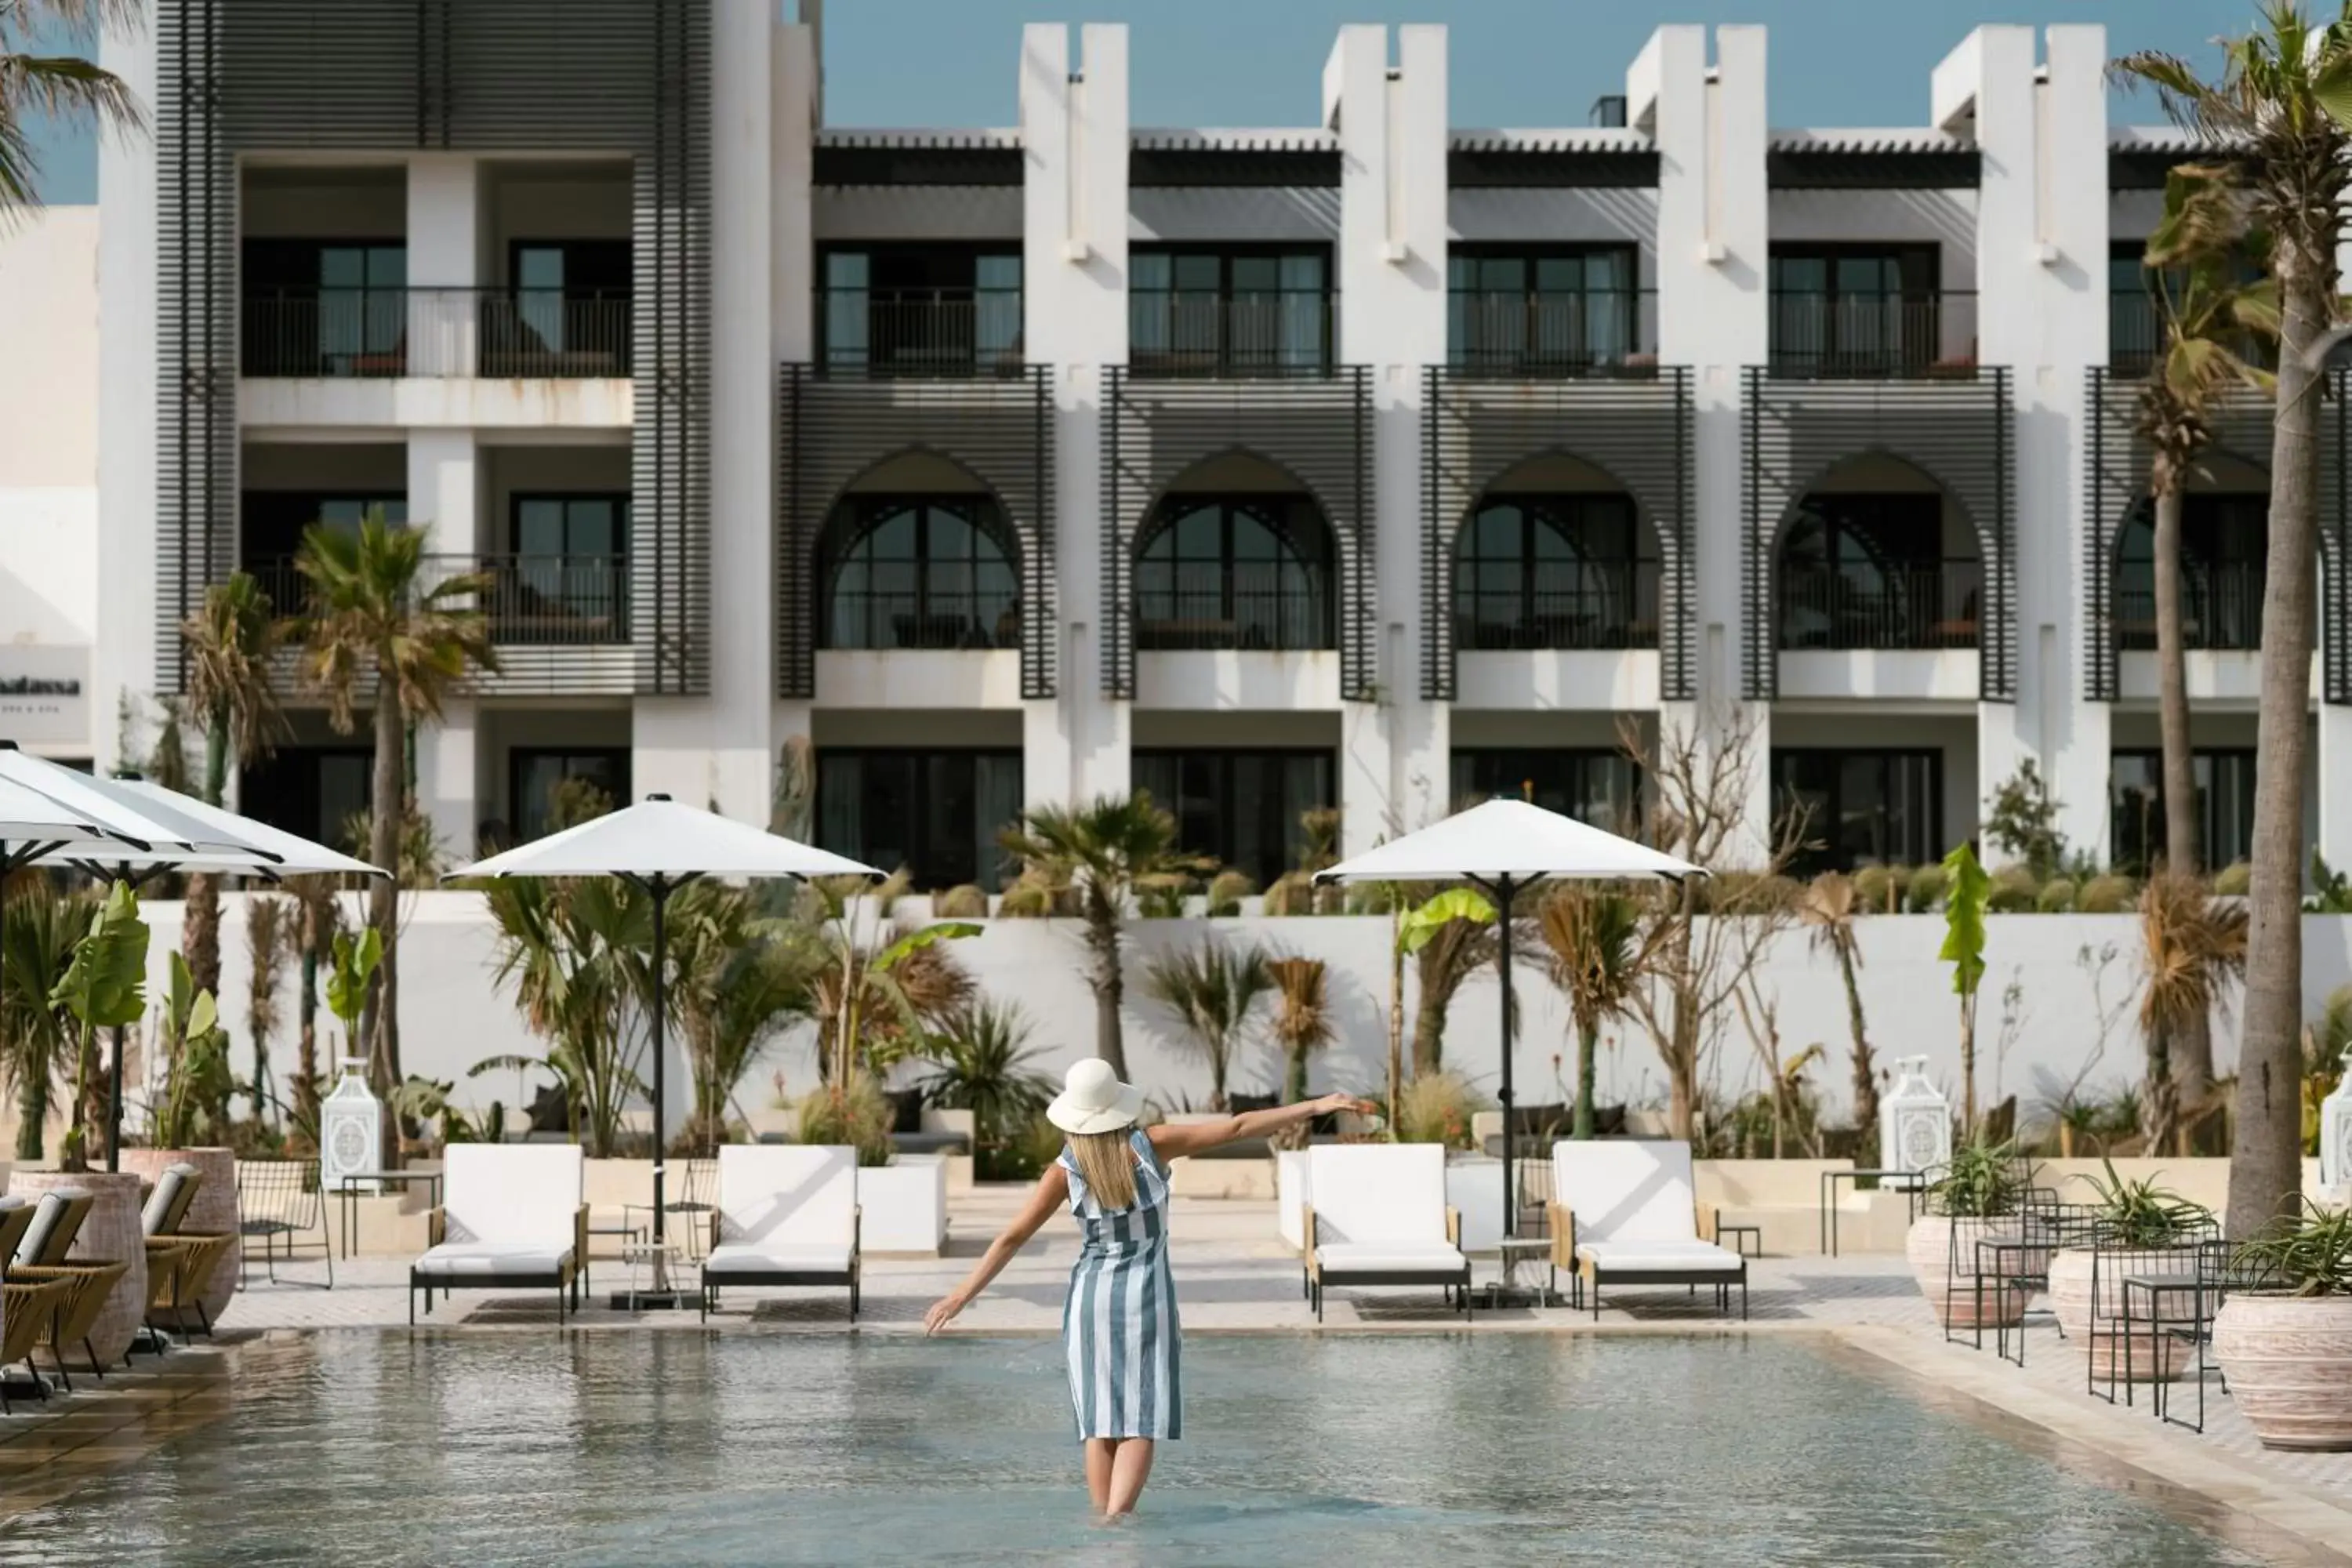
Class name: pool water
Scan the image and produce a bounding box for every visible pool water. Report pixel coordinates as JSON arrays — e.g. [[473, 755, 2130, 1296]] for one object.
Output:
[[0, 1332, 2292, 1566]]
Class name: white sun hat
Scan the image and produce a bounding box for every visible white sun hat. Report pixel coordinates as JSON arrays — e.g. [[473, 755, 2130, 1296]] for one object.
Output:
[[1047, 1058, 1144, 1136]]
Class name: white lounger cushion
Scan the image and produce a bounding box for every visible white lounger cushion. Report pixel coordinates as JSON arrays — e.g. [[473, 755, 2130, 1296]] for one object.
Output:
[[1314, 1243, 1468, 1275], [717, 1145, 858, 1249], [703, 1241, 854, 1276], [1577, 1240, 1744, 1273], [440, 1145, 583, 1247], [414, 1242, 575, 1278], [1549, 1139, 1704, 1245], [1305, 1144, 1450, 1246]]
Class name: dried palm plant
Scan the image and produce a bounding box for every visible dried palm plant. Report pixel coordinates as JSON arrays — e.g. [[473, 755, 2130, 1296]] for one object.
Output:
[[1265, 956, 1334, 1145], [2138, 871, 2249, 1156]]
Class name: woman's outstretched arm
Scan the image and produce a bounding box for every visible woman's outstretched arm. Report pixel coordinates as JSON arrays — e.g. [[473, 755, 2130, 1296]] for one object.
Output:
[[1147, 1093, 1377, 1161], [924, 1163, 1069, 1334]]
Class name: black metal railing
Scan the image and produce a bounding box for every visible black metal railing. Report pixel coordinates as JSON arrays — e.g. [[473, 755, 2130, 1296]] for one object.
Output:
[[2107, 290, 2273, 379], [1777, 560, 1984, 649], [241, 554, 631, 644], [815, 287, 1026, 379], [1447, 289, 1661, 379], [2115, 561, 2266, 652], [242, 288, 634, 378], [822, 587, 1022, 651], [1128, 293, 1335, 379], [1454, 561, 1662, 650], [1134, 565, 1332, 650], [1767, 291, 1980, 379]]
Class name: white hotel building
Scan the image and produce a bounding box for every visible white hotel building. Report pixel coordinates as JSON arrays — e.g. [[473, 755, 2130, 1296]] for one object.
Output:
[[9, 6, 2341, 887]]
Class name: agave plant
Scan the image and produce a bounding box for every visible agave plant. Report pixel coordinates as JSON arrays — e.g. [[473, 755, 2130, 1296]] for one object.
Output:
[[1926, 1138, 2027, 1220], [2084, 1158, 2213, 1248], [2232, 1199, 2352, 1297]]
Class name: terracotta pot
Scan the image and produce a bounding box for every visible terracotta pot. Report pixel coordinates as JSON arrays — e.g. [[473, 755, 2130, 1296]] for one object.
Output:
[[2214, 1294, 2352, 1451], [2047, 1247, 2194, 1382], [6, 1168, 148, 1367], [123, 1147, 239, 1323], [1906, 1214, 2027, 1329]]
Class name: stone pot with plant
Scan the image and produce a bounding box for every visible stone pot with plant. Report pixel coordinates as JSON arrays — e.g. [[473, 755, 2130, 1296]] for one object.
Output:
[[2215, 1200, 2352, 1450], [1905, 1140, 2031, 1330], [2047, 1160, 2211, 1381]]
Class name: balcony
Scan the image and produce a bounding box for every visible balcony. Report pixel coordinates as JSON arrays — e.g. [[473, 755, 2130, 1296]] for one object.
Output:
[[242, 289, 634, 379], [1134, 564, 1330, 652], [1128, 294, 1335, 379], [816, 287, 1025, 380], [2116, 561, 2264, 652], [1766, 291, 1979, 380], [1777, 561, 1983, 650], [244, 554, 632, 646], [1455, 561, 1661, 650], [823, 586, 1022, 651], [1446, 290, 1660, 380]]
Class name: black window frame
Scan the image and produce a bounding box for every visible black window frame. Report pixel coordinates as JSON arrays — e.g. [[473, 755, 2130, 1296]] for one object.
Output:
[[813, 748, 1025, 891], [241, 490, 409, 566], [1769, 747, 1944, 876], [1131, 747, 1336, 888], [241, 238, 409, 376], [2113, 492, 2268, 652], [1452, 492, 1657, 651], [1449, 748, 1643, 833], [1128, 242, 1333, 377], [503, 492, 633, 640], [1767, 242, 1945, 377], [2110, 747, 2259, 874], [240, 745, 376, 851], [1777, 491, 1980, 652], [1132, 494, 1334, 652], [818, 495, 1022, 652], [1446, 242, 1646, 376], [508, 747, 630, 843], [815, 242, 1025, 377]]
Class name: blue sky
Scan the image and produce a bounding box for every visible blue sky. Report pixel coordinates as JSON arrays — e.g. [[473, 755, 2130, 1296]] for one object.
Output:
[[16, 1, 2266, 202]]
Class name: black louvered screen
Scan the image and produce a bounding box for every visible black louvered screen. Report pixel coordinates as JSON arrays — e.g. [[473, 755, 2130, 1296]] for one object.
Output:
[[157, 0, 711, 698], [776, 365, 1056, 700], [2084, 367, 2350, 705], [1101, 368, 1374, 700], [1742, 366, 2014, 702], [1421, 366, 1693, 702]]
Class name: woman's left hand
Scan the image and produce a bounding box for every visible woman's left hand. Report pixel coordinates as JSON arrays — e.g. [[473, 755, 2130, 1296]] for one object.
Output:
[[923, 1292, 968, 1335], [1312, 1093, 1381, 1119]]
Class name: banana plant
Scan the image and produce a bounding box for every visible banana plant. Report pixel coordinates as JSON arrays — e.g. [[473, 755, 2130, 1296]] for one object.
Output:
[[325, 927, 383, 1071], [153, 951, 233, 1149], [50, 881, 151, 1173], [1940, 841, 1991, 1134]]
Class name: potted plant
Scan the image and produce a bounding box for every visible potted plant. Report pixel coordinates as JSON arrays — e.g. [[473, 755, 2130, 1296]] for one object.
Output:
[[124, 953, 243, 1327], [2047, 1160, 2212, 1381], [1905, 1139, 2031, 1329], [2216, 1201, 2352, 1450]]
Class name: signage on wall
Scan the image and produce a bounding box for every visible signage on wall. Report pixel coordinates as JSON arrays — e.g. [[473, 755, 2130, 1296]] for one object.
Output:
[[0, 647, 89, 749]]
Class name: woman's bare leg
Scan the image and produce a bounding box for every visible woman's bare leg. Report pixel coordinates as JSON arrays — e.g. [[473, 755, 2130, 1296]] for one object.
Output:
[[1105, 1438, 1155, 1516], [1083, 1438, 1117, 1513]]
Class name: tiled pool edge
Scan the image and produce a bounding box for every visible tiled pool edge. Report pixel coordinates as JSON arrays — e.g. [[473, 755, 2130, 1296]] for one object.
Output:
[[1833, 1325, 2352, 1565]]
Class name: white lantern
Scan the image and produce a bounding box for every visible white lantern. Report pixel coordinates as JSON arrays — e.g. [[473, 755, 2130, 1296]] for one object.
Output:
[[2321, 1049, 2352, 1196], [320, 1056, 383, 1195], [1878, 1054, 1951, 1185]]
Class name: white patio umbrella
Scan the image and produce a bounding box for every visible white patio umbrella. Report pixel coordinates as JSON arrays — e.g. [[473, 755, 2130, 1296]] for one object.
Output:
[[445, 793, 882, 1294], [1316, 798, 1704, 1247]]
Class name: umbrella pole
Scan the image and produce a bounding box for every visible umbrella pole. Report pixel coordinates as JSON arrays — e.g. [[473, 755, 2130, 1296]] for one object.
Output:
[[1495, 874, 1515, 1243], [651, 873, 668, 1265]]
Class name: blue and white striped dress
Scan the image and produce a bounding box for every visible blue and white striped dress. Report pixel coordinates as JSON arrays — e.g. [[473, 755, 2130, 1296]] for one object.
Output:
[[1059, 1127, 1182, 1441]]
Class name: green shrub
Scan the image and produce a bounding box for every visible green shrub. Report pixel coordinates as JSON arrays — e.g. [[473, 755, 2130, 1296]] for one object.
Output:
[[1905, 865, 1949, 913], [1343, 881, 1396, 916], [933, 884, 989, 919], [1262, 870, 1316, 916], [995, 870, 1058, 919], [2078, 873, 2138, 913], [1987, 865, 2040, 913], [2035, 877, 2078, 913], [1205, 869, 1254, 917], [796, 1073, 895, 1167], [1852, 863, 1902, 914], [1393, 1070, 1493, 1150], [2213, 861, 2252, 897], [980, 1113, 1068, 1182]]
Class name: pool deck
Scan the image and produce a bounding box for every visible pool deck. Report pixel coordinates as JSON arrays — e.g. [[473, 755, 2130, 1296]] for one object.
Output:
[[9, 1189, 2352, 1561]]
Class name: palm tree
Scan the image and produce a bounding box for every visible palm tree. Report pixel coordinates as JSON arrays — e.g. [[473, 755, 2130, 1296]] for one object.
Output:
[[0, 880, 95, 1160], [999, 793, 1207, 1078], [243, 893, 289, 1127], [1537, 889, 1665, 1140], [664, 881, 825, 1153], [1411, 909, 1495, 1076], [0, 1, 143, 219], [2138, 872, 2249, 1156], [920, 1000, 1058, 1159], [1798, 872, 1879, 1140], [294, 510, 495, 1127], [2120, 5, 2352, 1236], [480, 875, 651, 1158], [1141, 938, 1272, 1111], [180, 571, 289, 1000], [1265, 956, 1335, 1105]]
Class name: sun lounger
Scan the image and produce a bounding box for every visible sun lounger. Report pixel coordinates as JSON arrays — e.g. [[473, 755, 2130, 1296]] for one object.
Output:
[[5, 1189, 130, 1385], [1304, 1144, 1472, 1321], [140, 1164, 238, 1341], [699, 1145, 860, 1320], [1548, 1138, 1748, 1319], [409, 1145, 586, 1326], [1, 1276, 74, 1414]]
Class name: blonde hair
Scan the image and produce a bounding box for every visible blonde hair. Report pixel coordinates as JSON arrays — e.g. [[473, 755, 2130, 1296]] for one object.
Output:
[[1067, 1128, 1138, 1210]]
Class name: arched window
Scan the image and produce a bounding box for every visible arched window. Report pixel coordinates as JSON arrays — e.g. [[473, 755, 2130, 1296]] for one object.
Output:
[[1453, 494, 1655, 650], [1134, 496, 1332, 651], [2114, 494, 2266, 652], [822, 496, 1019, 650], [1776, 492, 1977, 650]]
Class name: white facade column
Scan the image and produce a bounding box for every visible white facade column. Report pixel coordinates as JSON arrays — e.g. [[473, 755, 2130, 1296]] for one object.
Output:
[[406, 154, 481, 375], [1940, 24, 2111, 862], [1022, 23, 1131, 809], [633, 0, 780, 819], [1642, 24, 1772, 857], [1327, 24, 1448, 854], [93, 20, 159, 776], [408, 430, 481, 848]]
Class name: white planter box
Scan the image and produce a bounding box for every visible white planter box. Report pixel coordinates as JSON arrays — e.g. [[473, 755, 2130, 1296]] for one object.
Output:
[[1277, 1150, 1312, 1250], [858, 1156, 948, 1255]]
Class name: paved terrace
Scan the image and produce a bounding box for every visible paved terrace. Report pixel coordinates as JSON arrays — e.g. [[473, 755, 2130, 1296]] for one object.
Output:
[[5, 1189, 2352, 1560]]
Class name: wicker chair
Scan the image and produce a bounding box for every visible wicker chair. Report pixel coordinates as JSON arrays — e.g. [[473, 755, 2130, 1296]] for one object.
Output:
[[7, 1190, 132, 1388], [0, 1276, 75, 1414], [140, 1165, 238, 1340]]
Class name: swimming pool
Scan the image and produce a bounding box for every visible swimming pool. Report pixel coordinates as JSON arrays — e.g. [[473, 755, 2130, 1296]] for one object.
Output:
[[0, 1333, 2294, 1565]]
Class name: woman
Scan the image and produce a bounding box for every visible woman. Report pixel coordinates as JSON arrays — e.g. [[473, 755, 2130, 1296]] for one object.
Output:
[[924, 1058, 1372, 1517]]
